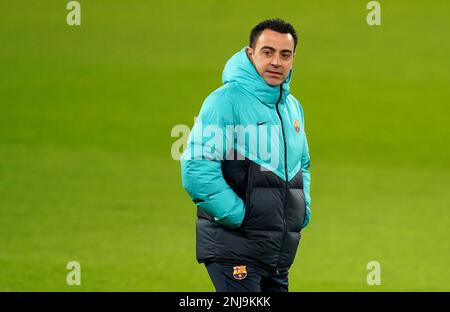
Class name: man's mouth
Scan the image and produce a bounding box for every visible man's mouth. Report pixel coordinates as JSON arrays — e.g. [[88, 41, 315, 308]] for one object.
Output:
[[266, 70, 282, 76]]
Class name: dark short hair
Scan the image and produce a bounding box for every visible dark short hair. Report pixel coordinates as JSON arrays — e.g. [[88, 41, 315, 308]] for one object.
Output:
[[250, 18, 298, 50]]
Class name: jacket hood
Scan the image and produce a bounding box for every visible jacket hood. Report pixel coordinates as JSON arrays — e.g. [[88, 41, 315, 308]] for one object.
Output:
[[222, 47, 292, 106]]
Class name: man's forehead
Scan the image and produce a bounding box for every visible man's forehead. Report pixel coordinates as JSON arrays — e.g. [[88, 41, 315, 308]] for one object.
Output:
[[255, 29, 295, 51]]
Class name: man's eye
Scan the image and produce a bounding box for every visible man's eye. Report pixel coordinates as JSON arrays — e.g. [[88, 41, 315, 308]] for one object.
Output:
[[282, 54, 291, 58], [264, 51, 272, 55]]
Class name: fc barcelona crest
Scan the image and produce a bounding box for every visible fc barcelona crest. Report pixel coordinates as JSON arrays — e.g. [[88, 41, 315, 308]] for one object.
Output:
[[294, 119, 300, 133], [233, 265, 247, 280]]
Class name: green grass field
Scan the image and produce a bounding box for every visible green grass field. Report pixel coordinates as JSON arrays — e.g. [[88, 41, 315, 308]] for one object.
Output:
[[1, 0, 449, 291]]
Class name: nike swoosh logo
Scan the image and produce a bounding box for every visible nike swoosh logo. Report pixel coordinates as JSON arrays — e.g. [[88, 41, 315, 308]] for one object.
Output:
[[257, 121, 269, 126]]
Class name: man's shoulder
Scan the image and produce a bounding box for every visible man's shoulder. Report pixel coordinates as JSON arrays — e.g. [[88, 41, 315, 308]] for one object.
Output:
[[286, 94, 306, 122], [287, 93, 301, 106], [287, 94, 305, 111], [202, 82, 245, 109], [206, 82, 241, 99], [198, 84, 237, 120], [203, 84, 229, 104]]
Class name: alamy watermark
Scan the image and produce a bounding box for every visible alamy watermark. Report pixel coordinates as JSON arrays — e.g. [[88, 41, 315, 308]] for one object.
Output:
[[171, 117, 283, 170], [66, 260, 81, 286], [66, 1, 81, 26], [366, 260, 382, 286], [367, 1, 381, 26]]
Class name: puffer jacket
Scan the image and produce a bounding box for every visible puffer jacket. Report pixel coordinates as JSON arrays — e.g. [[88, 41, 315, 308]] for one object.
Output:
[[181, 47, 311, 272]]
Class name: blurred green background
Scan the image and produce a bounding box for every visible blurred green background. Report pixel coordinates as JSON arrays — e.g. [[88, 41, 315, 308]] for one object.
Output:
[[1, 0, 449, 291]]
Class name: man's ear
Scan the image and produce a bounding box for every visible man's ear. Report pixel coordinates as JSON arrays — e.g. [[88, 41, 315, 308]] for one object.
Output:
[[246, 47, 254, 61]]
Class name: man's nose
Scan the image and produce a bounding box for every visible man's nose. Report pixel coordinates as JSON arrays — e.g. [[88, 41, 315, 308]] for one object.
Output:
[[271, 56, 281, 67]]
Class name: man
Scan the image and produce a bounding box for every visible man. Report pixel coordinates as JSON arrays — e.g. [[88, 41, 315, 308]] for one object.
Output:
[[180, 18, 311, 292]]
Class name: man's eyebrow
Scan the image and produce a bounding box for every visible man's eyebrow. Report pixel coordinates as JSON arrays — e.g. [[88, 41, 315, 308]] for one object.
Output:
[[260, 46, 293, 54], [260, 46, 276, 52]]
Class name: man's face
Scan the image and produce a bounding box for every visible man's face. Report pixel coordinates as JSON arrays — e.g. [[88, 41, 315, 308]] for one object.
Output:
[[246, 29, 296, 86]]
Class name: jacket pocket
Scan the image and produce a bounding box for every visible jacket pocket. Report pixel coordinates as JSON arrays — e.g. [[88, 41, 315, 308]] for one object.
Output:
[[286, 188, 306, 232]]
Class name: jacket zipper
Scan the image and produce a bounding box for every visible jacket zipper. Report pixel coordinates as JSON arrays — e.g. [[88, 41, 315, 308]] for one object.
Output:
[[274, 84, 289, 273]]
